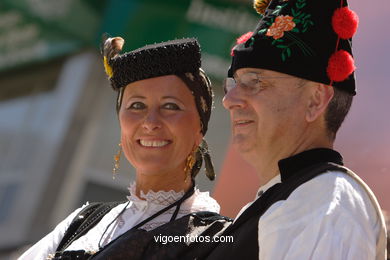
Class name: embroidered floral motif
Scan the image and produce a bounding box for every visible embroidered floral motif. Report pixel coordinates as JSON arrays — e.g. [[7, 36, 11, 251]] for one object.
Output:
[[200, 96, 208, 112], [257, 0, 315, 61], [266, 15, 296, 40], [185, 72, 195, 81]]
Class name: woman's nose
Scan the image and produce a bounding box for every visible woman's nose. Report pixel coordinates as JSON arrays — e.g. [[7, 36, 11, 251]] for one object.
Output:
[[142, 109, 162, 131]]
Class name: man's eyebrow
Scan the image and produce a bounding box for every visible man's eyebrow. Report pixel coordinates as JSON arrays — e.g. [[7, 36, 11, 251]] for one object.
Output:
[[234, 71, 263, 78]]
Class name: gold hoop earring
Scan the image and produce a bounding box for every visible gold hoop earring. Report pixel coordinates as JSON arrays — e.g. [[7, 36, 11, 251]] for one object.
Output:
[[184, 147, 197, 183], [112, 143, 122, 179]]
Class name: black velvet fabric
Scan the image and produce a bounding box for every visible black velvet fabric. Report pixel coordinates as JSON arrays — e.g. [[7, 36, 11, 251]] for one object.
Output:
[[110, 38, 201, 90]]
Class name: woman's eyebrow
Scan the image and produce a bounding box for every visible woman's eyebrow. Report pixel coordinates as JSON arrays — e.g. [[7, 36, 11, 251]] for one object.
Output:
[[127, 95, 146, 99]]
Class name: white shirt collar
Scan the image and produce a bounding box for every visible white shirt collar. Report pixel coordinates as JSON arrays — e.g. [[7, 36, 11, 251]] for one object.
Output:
[[127, 182, 185, 206], [256, 174, 282, 198]]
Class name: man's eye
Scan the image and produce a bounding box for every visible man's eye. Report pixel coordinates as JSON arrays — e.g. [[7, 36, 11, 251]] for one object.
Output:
[[163, 103, 181, 110], [239, 79, 266, 94], [241, 80, 259, 90], [128, 102, 146, 110]]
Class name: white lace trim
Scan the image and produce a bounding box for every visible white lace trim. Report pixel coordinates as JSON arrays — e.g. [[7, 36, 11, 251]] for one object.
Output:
[[63, 185, 220, 252], [127, 182, 185, 206]]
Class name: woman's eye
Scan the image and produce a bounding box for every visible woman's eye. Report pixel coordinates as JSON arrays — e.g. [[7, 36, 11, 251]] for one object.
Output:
[[163, 103, 181, 110], [128, 102, 146, 110]]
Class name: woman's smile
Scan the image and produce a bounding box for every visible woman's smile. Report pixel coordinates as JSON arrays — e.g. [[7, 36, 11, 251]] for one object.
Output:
[[137, 139, 172, 148]]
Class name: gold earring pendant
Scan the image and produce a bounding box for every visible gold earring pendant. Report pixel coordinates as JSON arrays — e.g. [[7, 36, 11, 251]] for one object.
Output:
[[113, 143, 122, 179], [184, 148, 197, 183]]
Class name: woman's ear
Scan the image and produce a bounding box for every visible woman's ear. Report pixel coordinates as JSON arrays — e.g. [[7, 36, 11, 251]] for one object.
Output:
[[306, 83, 334, 122], [195, 131, 203, 147]]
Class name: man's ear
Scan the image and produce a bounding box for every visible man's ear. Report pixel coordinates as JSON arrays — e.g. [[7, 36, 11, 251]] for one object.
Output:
[[306, 83, 334, 122]]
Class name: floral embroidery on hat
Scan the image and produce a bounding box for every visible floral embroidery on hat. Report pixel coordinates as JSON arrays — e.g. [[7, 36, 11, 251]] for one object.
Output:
[[257, 0, 315, 61], [266, 15, 296, 40]]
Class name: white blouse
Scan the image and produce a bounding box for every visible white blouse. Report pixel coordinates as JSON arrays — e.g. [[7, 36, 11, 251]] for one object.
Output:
[[19, 183, 220, 259], [236, 170, 387, 260]]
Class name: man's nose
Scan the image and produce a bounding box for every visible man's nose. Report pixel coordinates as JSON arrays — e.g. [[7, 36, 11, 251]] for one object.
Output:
[[222, 87, 247, 111]]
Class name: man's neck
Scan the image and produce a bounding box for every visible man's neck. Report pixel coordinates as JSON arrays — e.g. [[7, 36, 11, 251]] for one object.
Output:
[[251, 134, 333, 187]]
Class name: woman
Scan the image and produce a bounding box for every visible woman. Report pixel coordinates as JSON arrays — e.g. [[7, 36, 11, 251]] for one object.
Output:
[[19, 37, 230, 259]]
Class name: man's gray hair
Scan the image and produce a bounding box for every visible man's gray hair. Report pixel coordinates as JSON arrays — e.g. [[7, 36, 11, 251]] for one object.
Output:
[[296, 78, 353, 141], [325, 87, 353, 140]]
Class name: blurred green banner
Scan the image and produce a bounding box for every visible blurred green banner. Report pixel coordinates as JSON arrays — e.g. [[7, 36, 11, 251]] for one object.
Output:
[[0, 0, 106, 72], [99, 0, 258, 79], [0, 0, 258, 79]]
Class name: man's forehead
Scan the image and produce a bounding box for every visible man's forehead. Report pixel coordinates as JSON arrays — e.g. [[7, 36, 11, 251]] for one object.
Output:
[[235, 67, 265, 75], [235, 68, 293, 78]]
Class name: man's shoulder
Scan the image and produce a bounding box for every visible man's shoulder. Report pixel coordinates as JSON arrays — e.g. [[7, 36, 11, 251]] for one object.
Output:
[[261, 169, 378, 227], [296, 169, 374, 213]]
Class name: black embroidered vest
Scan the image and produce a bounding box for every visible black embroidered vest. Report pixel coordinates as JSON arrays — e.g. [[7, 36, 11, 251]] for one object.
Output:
[[204, 148, 346, 259]]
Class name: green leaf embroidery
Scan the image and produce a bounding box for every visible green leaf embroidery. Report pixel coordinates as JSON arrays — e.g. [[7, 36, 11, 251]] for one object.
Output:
[[291, 27, 300, 33], [263, 0, 314, 62], [286, 48, 291, 57], [273, 10, 281, 15], [291, 9, 297, 17]]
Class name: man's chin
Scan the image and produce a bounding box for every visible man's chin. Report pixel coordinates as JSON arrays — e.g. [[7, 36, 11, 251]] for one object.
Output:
[[232, 138, 255, 154]]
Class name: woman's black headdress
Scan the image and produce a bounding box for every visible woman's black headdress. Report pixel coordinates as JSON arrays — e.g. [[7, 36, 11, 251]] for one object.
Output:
[[101, 36, 215, 180]]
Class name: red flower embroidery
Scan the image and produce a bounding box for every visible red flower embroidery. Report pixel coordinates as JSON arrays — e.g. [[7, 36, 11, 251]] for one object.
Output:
[[266, 15, 296, 39]]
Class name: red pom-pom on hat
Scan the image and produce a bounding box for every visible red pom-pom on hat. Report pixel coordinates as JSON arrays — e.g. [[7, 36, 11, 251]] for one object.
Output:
[[332, 7, 359, 39], [327, 50, 356, 82], [231, 32, 253, 56]]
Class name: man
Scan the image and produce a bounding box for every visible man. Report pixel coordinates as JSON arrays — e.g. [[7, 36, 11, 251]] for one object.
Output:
[[206, 0, 387, 259]]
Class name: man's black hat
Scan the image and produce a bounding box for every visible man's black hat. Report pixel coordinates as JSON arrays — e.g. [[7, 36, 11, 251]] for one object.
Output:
[[230, 0, 359, 95]]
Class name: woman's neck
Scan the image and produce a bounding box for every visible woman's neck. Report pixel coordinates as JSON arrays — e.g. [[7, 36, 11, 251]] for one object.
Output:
[[134, 169, 192, 198]]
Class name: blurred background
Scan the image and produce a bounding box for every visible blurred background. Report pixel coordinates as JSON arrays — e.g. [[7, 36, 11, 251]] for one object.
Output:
[[0, 0, 389, 258]]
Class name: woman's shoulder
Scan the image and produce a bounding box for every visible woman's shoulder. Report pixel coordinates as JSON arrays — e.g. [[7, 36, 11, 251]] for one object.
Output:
[[18, 203, 90, 259]]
